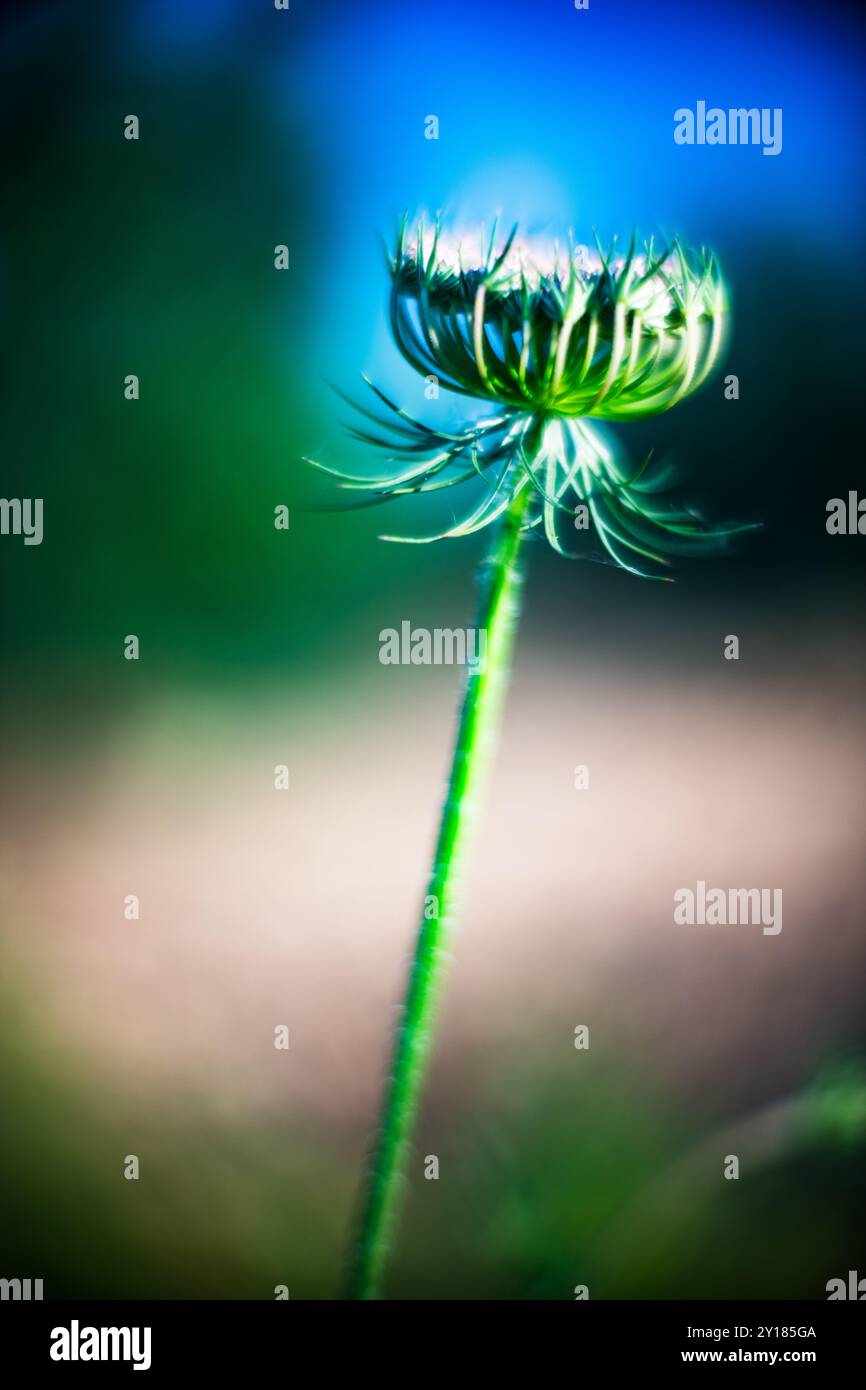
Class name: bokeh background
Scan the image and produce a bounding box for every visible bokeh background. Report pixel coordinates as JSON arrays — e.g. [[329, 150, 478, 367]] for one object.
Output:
[[1, 0, 865, 1299]]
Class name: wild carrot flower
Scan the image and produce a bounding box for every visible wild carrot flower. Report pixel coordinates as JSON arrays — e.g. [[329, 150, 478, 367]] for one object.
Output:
[[312, 217, 746, 578], [310, 218, 753, 1299]]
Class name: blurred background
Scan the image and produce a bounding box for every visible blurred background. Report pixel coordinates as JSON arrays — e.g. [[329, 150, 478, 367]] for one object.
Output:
[[1, 0, 865, 1299]]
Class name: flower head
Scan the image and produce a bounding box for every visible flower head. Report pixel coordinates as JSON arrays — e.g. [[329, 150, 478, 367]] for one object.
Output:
[[390, 217, 726, 417], [308, 217, 753, 578]]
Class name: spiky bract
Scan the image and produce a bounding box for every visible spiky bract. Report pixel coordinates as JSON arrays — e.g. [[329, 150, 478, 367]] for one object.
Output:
[[389, 219, 727, 418], [307, 218, 752, 578]]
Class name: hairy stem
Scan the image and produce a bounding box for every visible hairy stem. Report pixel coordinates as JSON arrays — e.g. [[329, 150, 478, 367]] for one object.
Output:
[[346, 481, 533, 1299]]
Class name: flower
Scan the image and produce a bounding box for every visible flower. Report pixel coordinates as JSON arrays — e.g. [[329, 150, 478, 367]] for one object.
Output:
[[307, 217, 753, 578], [389, 219, 726, 416]]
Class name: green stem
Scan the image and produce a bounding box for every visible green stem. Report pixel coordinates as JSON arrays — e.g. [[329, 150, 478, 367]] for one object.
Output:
[[346, 481, 533, 1299]]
